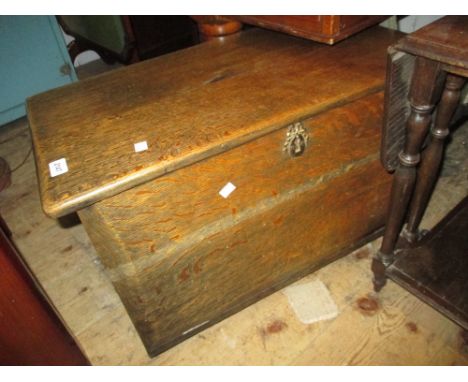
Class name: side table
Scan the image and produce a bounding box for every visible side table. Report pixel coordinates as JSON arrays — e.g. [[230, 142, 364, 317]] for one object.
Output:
[[372, 16, 468, 330]]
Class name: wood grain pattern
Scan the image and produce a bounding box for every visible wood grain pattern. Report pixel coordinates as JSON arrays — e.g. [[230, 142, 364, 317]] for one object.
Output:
[[228, 16, 388, 45], [396, 16, 468, 71], [78, 92, 393, 355], [27, 26, 402, 218], [1, 117, 468, 365], [27, 27, 403, 356]]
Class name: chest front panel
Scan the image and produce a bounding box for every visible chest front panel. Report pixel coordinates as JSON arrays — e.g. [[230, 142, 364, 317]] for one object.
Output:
[[78, 92, 392, 355]]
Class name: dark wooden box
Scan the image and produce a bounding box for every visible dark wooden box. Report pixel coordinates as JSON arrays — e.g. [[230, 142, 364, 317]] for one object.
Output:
[[27, 27, 401, 356], [227, 15, 389, 45]]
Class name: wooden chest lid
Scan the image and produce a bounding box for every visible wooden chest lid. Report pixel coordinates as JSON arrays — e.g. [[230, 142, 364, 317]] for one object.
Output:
[[28, 27, 401, 218]]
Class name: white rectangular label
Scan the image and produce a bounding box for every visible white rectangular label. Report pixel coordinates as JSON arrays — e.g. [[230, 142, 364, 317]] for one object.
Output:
[[134, 141, 148, 152], [219, 182, 236, 198], [48, 158, 68, 177]]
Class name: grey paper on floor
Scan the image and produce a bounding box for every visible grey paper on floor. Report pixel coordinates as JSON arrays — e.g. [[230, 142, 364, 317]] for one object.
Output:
[[283, 279, 339, 324]]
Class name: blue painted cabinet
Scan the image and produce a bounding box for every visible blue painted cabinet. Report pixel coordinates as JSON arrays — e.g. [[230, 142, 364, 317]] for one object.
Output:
[[0, 16, 77, 126]]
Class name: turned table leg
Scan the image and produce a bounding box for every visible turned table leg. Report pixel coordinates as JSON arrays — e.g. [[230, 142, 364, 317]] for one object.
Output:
[[372, 58, 441, 292], [404, 74, 466, 241]]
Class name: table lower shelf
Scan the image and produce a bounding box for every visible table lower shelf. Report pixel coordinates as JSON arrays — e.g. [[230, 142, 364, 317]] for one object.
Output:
[[387, 196, 468, 330]]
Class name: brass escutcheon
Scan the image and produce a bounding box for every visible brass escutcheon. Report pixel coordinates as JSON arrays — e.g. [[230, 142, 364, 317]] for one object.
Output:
[[283, 122, 309, 157]]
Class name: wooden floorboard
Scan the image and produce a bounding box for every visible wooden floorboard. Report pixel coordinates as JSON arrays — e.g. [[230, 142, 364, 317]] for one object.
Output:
[[0, 71, 467, 365]]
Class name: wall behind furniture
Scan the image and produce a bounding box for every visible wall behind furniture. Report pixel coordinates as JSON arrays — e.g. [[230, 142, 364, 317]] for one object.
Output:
[[398, 15, 444, 33]]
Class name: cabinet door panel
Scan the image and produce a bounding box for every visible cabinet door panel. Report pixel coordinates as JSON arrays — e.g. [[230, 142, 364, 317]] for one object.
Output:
[[0, 16, 76, 126]]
